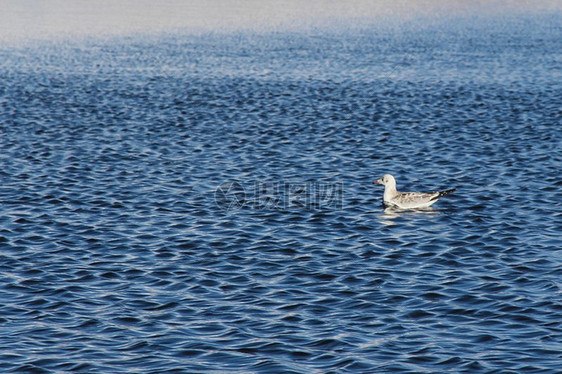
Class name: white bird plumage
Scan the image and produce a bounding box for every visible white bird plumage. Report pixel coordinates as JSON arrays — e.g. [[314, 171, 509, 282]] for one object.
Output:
[[374, 174, 456, 209]]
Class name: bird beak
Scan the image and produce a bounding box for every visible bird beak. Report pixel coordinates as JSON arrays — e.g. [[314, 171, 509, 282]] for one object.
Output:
[[373, 180, 381, 185]]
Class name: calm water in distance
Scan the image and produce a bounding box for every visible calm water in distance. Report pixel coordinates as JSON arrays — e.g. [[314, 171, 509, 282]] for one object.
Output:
[[0, 5, 561, 374]]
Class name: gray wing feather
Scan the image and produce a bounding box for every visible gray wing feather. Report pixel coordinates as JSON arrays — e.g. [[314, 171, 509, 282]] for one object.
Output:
[[394, 192, 437, 204]]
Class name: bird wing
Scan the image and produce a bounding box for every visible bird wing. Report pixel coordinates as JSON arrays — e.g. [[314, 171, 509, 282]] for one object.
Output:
[[396, 192, 438, 203], [389, 191, 439, 208], [430, 188, 457, 201]]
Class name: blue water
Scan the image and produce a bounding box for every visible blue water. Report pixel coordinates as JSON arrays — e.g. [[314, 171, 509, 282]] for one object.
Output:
[[1, 14, 561, 373]]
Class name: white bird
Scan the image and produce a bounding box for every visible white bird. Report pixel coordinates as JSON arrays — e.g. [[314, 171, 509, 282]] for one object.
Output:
[[373, 174, 456, 209]]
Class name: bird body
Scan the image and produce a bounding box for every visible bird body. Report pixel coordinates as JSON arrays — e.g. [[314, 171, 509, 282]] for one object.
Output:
[[374, 174, 455, 209]]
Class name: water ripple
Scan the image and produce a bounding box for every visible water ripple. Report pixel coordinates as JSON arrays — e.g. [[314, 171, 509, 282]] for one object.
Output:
[[1, 14, 561, 374]]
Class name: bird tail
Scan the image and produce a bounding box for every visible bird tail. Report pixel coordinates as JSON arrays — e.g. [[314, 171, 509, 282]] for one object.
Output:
[[430, 188, 457, 201]]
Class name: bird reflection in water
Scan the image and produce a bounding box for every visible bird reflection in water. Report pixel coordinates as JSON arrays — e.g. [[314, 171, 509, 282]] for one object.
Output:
[[378, 206, 440, 226]]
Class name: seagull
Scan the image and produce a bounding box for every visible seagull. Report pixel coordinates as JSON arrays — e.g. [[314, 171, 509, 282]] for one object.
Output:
[[373, 174, 456, 209]]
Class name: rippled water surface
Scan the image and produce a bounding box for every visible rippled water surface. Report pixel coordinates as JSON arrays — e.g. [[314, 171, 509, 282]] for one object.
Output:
[[1, 13, 561, 374]]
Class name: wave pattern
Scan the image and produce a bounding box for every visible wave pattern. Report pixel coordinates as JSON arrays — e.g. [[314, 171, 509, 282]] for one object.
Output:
[[1, 18, 561, 373]]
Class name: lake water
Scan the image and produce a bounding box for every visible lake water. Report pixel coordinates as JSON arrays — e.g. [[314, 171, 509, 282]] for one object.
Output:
[[1, 5, 561, 373]]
